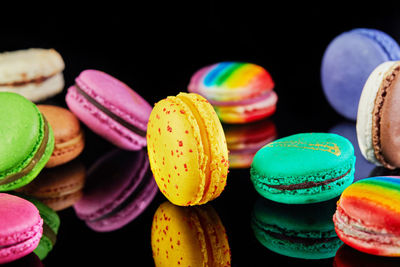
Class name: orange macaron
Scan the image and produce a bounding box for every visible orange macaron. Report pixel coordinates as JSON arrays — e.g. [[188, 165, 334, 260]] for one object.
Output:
[[38, 105, 85, 168]]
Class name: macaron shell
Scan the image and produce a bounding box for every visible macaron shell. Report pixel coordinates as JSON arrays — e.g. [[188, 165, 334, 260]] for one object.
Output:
[[0, 194, 43, 264], [66, 85, 145, 150], [38, 105, 85, 168], [321, 28, 400, 120]]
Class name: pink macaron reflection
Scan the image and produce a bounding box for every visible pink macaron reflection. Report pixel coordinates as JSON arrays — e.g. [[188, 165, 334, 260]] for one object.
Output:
[[73, 149, 158, 232]]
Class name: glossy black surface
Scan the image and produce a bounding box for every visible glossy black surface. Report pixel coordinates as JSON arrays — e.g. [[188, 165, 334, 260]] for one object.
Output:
[[3, 4, 400, 266]]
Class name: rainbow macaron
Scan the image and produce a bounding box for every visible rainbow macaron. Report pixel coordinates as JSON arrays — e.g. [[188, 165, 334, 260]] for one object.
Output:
[[333, 176, 400, 257], [151, 201, 231, 266], [188, 62, 277, 124], [0, 193, 43, 264], [0, 92, 54, 191], [147, 92, 229, 206], [66, 69, 152, 150], [250, 133, 355, 204]]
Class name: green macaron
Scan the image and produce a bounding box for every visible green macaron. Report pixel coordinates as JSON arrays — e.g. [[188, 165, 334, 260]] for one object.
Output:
[[14, 193, 60, 260], [251, 197, 343, 259], [250, 133, 355, 204], [0, 92, 54, 191]]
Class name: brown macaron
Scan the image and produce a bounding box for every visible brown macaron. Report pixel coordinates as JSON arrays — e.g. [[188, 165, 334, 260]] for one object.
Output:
[[38, 105, 85, 168], [15, 159, 86, 211], [357, 61, 400, 169]]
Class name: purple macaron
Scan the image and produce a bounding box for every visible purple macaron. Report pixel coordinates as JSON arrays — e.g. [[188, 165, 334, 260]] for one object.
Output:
[[66, 69, 152, 150], [321, 28, 400, 120], [73, 149, 158, 232]]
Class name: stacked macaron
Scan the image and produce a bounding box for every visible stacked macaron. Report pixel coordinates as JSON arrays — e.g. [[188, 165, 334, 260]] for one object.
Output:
[[188, 62, 277, 124]]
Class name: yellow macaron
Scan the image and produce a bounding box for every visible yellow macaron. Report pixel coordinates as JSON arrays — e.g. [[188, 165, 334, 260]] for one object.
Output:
[[147, 92, 229, 206], [151, 201, 231, 267]]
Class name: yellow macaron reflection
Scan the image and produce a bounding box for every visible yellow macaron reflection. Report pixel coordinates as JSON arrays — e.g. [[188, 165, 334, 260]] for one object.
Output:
[[151, 201, 231, 267]]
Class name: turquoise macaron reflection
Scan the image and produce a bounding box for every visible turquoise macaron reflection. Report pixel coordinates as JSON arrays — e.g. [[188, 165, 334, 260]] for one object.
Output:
[[250, 133, 355, 204], [251, 197, 342, 260]]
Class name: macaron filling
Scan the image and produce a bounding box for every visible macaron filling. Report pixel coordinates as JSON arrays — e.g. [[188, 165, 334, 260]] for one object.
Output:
[[265, 168, 352, 191], [0, 74, 53, 87], [0, 116, 49, 186], [42, 223, 57, 247], [75, 85, 146, 137]]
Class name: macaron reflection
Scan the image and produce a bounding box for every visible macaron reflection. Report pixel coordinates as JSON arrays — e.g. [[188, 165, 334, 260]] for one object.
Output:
[[3, 253, 43, 267], [151, 201, 231, 267], [251, 197, 342, 259], [334, 244, 400, 266], [74, 149, 158, 232], [329, 122, 375, 181], [224, 119, 277, 169], [15, 159, 86, 211]]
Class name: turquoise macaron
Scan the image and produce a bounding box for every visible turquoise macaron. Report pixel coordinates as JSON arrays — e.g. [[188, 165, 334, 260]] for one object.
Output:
[[0, 92, 54, 191], [251, 197, 343, 259], [250, 133, 355, 204]]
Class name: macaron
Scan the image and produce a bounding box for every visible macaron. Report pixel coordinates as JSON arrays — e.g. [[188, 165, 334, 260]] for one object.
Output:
[[147, 92, 229, 206], [0, 48, 65, 102], [334, 244, 400, 266], [333, 176, 400, 256], [188, 62, 277, 124], [13, 194, 60, 260], [74, 149, 158, 232], [38, 105, 85, 168], [16, 160, 86, 211], [151, 201, 231, 267], [250, 133, 355, 204], [66, 69, 152, 150], [224, 119, 276, 169], [251, 197, 342, 259], [0, 193, 43, 264], [321, 28, 400, 120], [0, 92, 54, 191], [329, 122, 375, 181], [357, 60, 400, 169]]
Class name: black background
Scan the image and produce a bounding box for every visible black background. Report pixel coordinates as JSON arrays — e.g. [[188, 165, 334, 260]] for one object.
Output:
[[2, 3, 400, 266]]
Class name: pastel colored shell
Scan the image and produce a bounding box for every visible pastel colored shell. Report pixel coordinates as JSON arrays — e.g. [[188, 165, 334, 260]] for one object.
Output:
[[333, 176, 400, 256], [147, 93, 229, 206], [188, 62, 274, 102], [151, 201, 231, 267]]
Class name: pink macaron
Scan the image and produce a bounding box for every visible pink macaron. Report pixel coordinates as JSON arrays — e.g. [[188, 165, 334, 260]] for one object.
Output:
[[66, 69, 152, 150], [0, 193, 43, 264]]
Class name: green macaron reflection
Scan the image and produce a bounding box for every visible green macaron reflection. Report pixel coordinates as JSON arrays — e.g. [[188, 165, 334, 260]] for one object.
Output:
[[12, 193, 60, 260], [251, 197, 342, 260]]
